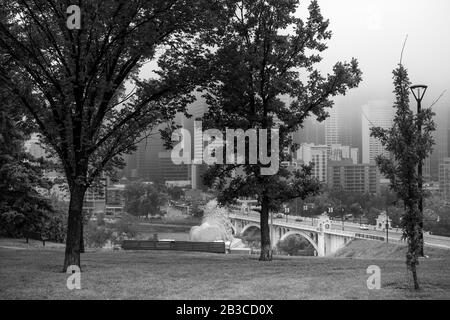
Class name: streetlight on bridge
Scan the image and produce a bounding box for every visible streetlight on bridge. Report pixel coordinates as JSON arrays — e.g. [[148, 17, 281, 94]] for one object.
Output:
[[284, 204, 290, 222]]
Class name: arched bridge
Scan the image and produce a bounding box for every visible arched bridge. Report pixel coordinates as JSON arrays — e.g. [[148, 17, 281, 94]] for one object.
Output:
[[229, 212, 357, 257]]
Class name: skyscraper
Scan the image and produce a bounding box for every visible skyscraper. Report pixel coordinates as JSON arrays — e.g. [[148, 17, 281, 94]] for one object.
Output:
[[294, 118, 325, 146], [184, 93, 209, 189], [361, 100, 394, 165], [439, 158, 450, 203], [297, 143, 328, 183], [325, 107, 342, 148], [122, 92, 209, 186], [429, 105, 450, 181]]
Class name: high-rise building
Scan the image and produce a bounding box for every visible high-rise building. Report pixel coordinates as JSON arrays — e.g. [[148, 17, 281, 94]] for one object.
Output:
[[325, 107, 342, 148], [330, 144, 359, 164], [158, 151, 191, 183], [429, 106, 450, 181], [122, 92, 209, 186], [327, 159, 380, 194], [361, 100, 394, 165], [122, 130, 166, 181], [294, 118, 325, 146], [439, 158, 450, 203], [323, 103, 362, 163], [185, 93, 209, 189], [297, 143, 328, 183]]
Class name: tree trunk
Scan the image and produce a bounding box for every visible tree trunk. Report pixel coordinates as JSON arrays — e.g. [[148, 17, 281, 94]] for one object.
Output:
[[80, 220, 85, 254], [63, 184, 87, 272], [411, 262, 420, 290], [259, 196, 272, 261]]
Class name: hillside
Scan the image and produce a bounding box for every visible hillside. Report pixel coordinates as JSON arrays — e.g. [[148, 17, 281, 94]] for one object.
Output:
[[334, 239, 450, 260], [1, 238, 450, 299]]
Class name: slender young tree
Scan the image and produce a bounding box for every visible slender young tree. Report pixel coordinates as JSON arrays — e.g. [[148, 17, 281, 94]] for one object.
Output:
[[371, 64, 435, 290], [0, 0, 224, 271], [178, 0, 362, 260]]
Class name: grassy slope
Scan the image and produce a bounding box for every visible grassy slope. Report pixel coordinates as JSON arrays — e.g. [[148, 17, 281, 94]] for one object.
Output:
[[334, 239, 450, 260], [1, 239, 450, 299]]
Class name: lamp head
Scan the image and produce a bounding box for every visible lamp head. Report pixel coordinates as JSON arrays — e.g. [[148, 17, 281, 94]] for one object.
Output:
[[410, 84, 428, 102]]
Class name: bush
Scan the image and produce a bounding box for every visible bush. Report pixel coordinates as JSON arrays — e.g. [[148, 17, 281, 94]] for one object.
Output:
[[277, 235, 314, 256], [42, 210, 67, 242], [84, 213, 139, 248], [111, 214, 138, 244], [85, 222, 112, 248]]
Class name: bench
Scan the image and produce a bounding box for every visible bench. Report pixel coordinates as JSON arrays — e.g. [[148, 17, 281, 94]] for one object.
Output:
[[122, 240, 226, 254], [23, 231, 49, 246]]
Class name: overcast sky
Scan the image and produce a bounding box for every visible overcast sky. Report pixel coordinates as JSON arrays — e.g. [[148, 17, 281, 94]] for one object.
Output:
[[312, 0, 450, 113], [138, 0, 450, 114]]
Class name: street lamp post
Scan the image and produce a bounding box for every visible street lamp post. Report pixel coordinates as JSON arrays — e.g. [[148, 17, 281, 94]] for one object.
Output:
[[284, 205, 290, 222], [410, 84, 428, 257]]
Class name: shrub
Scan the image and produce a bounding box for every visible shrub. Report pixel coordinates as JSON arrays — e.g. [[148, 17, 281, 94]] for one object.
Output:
[[277, 235, 314, 256]]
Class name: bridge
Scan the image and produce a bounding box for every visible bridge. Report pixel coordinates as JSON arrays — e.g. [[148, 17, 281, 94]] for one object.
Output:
[[229, 211, 450, 256], [229, 212, 358, 257]]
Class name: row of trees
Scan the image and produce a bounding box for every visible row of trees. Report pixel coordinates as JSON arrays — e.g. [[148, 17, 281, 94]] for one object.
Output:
[[285, 187, 397, 220], [0, 0, 433, 292], [0, 0, 361, 268], [0, 0, 228, 271]]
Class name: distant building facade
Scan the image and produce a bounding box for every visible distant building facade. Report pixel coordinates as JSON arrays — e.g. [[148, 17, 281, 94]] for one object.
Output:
[[83, 177, 125, 216], [330, 144, 359, 164], [361, 101, 394, 165], [297, 143, 328, 183], [327, 159, 380, 194], [439, 158, 450, 203]]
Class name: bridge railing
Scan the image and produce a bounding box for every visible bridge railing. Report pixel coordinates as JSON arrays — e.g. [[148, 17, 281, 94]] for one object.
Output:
[[354, 233, 385, 242]]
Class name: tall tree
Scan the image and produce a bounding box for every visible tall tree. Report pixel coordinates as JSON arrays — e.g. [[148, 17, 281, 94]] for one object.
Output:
[[0, 78, 54, 237], [185, 0, 362, 260], [0, 0, 224, 270], [124, 181, 166, 218], [371, 64, 435, 290]]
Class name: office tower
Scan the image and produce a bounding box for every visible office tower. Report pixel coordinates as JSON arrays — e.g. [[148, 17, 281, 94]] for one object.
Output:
[[350, 148, 359, 165], [340, 106, 362, 159], [325, 107, 342, 148], [297, 143, 328, 183], [121, 92, 210, 186], [294, 118, 325, 146], [330, 144, 359, 164], [327, 159, 380, 194], [439, 158, 450, 203], [184, 93, 209, 189], [361, 100, 394, 165], [429, 106, 450, 181]]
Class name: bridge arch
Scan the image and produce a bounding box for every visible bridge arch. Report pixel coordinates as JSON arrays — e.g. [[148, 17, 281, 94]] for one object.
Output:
[[240, 223, 260, 236], [229, 223, 236, 235], [278, 231, 319, 253]]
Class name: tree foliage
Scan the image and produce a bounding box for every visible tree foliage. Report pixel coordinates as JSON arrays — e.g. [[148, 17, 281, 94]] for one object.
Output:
[[0, 0, 225, 270], [0, 79, 57, 237], [371, 64, 436, 290], [185, 0, 362, 260], [124, 181, 167, 218]]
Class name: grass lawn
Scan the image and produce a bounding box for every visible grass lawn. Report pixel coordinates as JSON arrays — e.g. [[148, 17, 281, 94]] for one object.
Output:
[[1, 238, 450, 300]]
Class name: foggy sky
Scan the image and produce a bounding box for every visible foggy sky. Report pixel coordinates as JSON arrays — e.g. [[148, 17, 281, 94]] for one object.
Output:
[[138, 0, 450, 115], [312, 0, 450, 113]]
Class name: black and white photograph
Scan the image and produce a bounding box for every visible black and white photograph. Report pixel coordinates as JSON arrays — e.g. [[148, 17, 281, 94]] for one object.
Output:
[[0, 0, 449, 306]]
